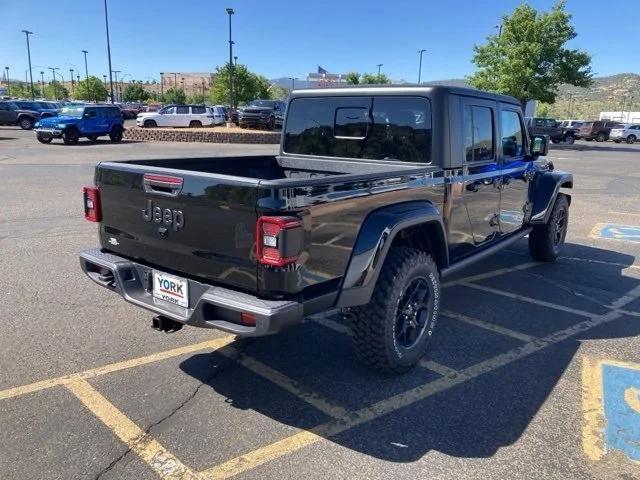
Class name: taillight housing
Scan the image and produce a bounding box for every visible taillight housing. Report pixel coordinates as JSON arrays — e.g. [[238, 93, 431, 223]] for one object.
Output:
[[256, 216, 304, 267], [83, 186, 102, 222]]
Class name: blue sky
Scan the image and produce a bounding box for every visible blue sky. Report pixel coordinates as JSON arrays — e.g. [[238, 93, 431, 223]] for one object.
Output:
[[2, 0, 637, 84]]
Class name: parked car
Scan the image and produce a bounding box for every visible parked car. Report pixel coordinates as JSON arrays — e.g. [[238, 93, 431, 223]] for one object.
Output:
[[558, 119, 585, 129], [238, 100, 286, 130], [136, 104, 213, 128], [609, 124, 640, 144], [0, 100, 44, 129], [556, 120, 583, 144], [33, 104, 124, 145], [213, 105, 229, 121], [14, 100, 58, 119], [207, 106, 226, 125], [578, 120, 622, 142], [525, 117, 565, 143], [79, 85, 572, 374]]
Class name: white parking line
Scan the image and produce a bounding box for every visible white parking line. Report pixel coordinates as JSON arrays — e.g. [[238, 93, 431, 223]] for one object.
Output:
[[442, 310, 536, 342], [459, 281, 596, 318]]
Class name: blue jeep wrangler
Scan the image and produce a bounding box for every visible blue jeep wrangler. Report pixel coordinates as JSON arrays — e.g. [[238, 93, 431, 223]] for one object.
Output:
[[34, 104, 124, 145]]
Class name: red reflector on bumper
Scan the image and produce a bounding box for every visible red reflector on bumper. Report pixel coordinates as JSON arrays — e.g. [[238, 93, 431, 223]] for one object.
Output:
[[240, 312, 256, 326]]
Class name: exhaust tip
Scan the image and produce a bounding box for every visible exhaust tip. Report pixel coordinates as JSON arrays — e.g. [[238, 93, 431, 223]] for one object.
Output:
[[151, 315, 183, 333]]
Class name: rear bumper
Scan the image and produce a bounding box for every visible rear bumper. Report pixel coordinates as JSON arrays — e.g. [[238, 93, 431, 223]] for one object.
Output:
[[79, 248, 304, 336]]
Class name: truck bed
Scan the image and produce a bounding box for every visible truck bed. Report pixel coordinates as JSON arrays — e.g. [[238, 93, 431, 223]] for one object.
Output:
[[95, 154, 444, 297]]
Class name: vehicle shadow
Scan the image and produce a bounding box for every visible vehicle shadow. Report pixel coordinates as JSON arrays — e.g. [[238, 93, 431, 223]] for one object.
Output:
[[552, 142, 639, 153], [180, 241, 639, 462], [45, 139, 142, 146]]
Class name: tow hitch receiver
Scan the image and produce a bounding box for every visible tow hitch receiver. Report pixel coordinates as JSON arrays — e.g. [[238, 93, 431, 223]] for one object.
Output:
[[152, 315, 183, 333]]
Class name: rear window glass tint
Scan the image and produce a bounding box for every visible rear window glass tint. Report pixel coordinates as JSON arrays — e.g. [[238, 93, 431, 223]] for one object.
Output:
[[192, 106, 206, 114]]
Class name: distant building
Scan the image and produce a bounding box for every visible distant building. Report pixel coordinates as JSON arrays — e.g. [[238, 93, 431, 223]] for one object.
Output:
[[160, 72, 213, 97], [307, 66, 348, 87], [600, 111, 640, 123]]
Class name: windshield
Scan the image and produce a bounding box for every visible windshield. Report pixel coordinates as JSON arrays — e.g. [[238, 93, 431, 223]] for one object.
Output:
[[248, 100, 276, 108], [60, 106, 85, 118]]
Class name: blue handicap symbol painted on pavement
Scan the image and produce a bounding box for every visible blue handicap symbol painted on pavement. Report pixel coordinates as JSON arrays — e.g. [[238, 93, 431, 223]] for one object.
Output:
[[602, 363, 640, 461], [598, 224, 640, 244]]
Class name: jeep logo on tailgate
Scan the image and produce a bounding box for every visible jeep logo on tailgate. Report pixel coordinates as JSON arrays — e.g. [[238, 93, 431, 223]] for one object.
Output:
[[142, 199, 185, 231]]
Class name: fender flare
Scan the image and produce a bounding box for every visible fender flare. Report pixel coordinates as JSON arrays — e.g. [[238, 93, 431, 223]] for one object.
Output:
[[336, 201, 447, 308], [529, 170, 573, 224]]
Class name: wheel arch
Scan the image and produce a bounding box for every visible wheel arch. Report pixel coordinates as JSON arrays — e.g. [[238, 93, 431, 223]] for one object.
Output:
[[529, 170, 573, 224], [336, 201, 448, 308]]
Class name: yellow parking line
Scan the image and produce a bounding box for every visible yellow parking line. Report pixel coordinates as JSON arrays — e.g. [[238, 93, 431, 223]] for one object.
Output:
[[228, 349, 350, 419], [67, 378, 200, 480], [201, 308, 630, 479], [581, 357, 605, 461], [442, 310, 536, 342], [0, 336, 234, 401]]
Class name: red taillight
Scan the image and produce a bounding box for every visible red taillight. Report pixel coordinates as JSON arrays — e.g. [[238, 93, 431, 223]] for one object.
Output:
[[256, 216, 303, 267], [83, 186, 101, 222], [240, 312, 256, 326]]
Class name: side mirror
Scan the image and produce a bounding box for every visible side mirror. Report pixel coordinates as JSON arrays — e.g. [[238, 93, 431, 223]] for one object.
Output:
[[531, 134, 549, 157]]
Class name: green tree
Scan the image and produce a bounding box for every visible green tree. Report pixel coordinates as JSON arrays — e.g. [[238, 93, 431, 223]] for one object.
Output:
[[468, 0, 592, 111], [268, 84, 289, 100], [123, 82, 150, 102], [187, 93, 206, 104], [361, 72, 390, 84], [345, 72, 360, 85], [210, 63, 271, 106], [44, 80, 69, 100], [6, 81, 32, 98], [536, 104, 551, 117], [74, 76, 108, 102], [163, 87, 186, 104]]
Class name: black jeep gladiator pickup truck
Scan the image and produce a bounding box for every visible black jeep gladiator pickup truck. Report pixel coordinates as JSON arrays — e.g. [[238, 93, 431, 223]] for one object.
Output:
[[80, 85, 572, 373]]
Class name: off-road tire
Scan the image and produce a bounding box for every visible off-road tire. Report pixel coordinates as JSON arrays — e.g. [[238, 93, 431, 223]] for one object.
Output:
[[564, 135, 575, 145], [36, 134, 52, 144], [62, 127, 80, 145], [109, 126, 123, 142], [143, 119, 157, 128], [528, 193, 569, 262], [596, 132, 606, 142], [267, 117, 276, 130], [351, 247, 440, 374], [189, 120, 202, 128], [627, 135, 636, 145], [19, 117, 35, 130]]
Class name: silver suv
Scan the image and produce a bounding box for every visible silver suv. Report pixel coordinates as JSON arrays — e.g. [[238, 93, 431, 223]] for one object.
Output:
[[610, 124, 640, 144]]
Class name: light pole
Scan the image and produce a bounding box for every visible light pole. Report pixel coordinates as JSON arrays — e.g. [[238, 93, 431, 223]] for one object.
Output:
[[495, 24, 503, 37], [226, 7, 235, 116], [48, 67, 59, 99], [4, 67, 9, 95], [181, 77, 185, 93], [112, 70, 121, 101], [377, 63, 383, 75], [160, 72, 164, 98], [103, 74, 107, 86], [567, 93, 574, 118], [70, 68, 75, 96], [81, 50, 89, 79], [417, 49, 426, 84], [288, 77, 295, 91], [104, 0, 115, 103], [22, 30, 35, 99], [234, 55, 238, 66], [40, 71, 44, 96]]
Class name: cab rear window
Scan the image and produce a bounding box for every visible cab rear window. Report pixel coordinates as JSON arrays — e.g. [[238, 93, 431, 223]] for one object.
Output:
[[284, 96, 432, 163]]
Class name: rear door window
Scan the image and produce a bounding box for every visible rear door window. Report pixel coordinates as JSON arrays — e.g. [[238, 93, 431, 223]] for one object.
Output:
[[192, 106, 206, 114], [176, 106, 189, 114], [463, 105, 494, 162], [284, 96, 432, 163], [500, 110, 525, 159]]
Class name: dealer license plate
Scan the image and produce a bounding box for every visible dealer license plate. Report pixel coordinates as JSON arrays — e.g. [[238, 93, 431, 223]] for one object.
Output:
[[152, 271, 189, 308]]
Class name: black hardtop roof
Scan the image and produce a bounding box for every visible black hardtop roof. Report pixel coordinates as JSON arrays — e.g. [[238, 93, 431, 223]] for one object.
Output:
[[289, 84, 520, 106]]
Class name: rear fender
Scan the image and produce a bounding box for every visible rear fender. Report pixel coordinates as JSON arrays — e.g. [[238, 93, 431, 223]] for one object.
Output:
[[529, 170, 573, 224], [336, 201, 447, 308]]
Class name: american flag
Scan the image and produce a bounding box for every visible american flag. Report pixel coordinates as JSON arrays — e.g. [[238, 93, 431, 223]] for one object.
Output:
[[317, 66, 328, 75]]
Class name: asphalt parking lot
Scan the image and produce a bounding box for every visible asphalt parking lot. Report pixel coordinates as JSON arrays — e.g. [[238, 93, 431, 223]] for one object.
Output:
[[1, 129, 640, 480]]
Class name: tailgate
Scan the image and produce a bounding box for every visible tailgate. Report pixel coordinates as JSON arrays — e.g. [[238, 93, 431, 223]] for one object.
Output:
[[95, 163, 259, 292]]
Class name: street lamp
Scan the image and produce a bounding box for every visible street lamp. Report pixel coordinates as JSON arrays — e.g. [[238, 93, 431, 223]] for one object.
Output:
[[234, 56, 238, 66], [495, 24, 503, 37], [40, 71, 44, 96], [417, 49, 426, 84], [181, 77, 185, 93], [103, 74, 107, 86], [377, 63, 383, 75], [112, 70, 121, 101], [160, 72, 164, 97], [104, 0, 115, 103], [226, 7, 235, 116], [22, 30, 35, 99], [4, 67, 9, 95], [288, 77, 295, 91], [70, 68, 75, 96], [82, 50, 89, 79]]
